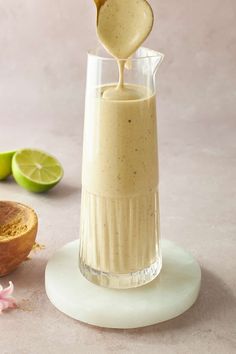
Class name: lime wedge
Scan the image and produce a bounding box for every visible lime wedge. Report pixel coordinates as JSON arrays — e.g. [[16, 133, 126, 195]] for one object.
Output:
[[0, 151, 16, 180], [12, 149, 63, 193]]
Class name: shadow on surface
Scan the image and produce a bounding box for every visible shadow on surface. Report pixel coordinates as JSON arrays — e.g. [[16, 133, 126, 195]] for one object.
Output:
[[0, 176, 17, 188], [0, 178, 81, 200], [3, 256, 47, 288], [84, 267, 236, 334], [46, 182, 81, 200]]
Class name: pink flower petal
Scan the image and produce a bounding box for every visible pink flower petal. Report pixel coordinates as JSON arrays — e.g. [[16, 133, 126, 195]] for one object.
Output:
[[0, 281, 14, 298], [0, 281, 17, 312]]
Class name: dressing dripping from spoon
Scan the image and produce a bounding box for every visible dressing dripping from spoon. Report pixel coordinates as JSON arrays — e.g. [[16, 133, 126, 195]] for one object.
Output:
[[94, 0, 154, 100]]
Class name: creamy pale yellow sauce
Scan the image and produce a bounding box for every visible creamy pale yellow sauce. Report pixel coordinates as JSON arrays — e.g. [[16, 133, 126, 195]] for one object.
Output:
[[83, 85, 158, 196], [80, 86, 159, 273], [79, 0, 160, 279]]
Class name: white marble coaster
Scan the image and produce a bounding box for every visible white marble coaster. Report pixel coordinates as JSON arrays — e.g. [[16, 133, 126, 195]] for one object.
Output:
[[45, 240, 201, 329]]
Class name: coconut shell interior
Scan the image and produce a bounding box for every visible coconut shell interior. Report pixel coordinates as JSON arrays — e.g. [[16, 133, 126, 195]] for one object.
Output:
[[0, 201, 36, 240]]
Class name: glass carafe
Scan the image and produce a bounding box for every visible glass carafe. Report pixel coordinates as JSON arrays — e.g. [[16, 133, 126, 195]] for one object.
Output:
[[79, 46, 164, 289]]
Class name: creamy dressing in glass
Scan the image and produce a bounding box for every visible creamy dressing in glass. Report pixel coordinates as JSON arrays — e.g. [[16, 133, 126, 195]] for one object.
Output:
[[80, 85, 159, 274]]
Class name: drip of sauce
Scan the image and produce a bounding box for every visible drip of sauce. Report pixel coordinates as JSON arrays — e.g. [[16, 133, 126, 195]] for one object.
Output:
[[95, 0, 154, 100]]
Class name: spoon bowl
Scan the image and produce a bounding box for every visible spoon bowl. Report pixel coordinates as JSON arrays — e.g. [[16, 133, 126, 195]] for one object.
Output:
[[96, 0, 154, 59]]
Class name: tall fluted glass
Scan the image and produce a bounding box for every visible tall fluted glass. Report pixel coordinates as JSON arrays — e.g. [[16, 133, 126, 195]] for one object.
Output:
[[79, 46, 164, 289]]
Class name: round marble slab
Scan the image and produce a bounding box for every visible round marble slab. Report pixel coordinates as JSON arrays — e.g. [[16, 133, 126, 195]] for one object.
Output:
[[45, 240, 201, 329]]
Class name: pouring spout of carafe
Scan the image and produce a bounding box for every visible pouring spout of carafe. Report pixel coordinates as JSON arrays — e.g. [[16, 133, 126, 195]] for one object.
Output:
[[148, 49, 164, 76], [137, 47, 164, 78]]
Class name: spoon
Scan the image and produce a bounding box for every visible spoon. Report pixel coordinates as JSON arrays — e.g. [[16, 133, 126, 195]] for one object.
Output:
[[95, 0, 154, 59]]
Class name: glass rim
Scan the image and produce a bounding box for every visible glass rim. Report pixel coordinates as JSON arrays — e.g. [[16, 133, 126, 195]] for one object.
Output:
[[87, 46, 164, 62]]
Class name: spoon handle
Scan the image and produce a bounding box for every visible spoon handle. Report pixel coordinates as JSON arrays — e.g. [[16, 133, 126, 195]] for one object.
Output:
[[94, 0, 107, 10]]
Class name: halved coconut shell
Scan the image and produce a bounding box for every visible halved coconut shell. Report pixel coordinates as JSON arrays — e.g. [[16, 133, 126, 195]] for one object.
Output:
[[0, 201, 38, 276]]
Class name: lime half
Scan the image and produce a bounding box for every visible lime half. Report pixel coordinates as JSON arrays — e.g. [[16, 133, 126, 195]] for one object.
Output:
[[12, 149, 63, 193], [0, 150, 16, 180]]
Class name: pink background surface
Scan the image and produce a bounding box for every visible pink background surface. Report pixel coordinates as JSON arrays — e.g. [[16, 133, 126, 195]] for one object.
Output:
[[0, 0, 236, 353]]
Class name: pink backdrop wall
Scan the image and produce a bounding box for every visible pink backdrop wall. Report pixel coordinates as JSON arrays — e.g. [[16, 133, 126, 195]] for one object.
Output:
[[0, 0, 235, 138]]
